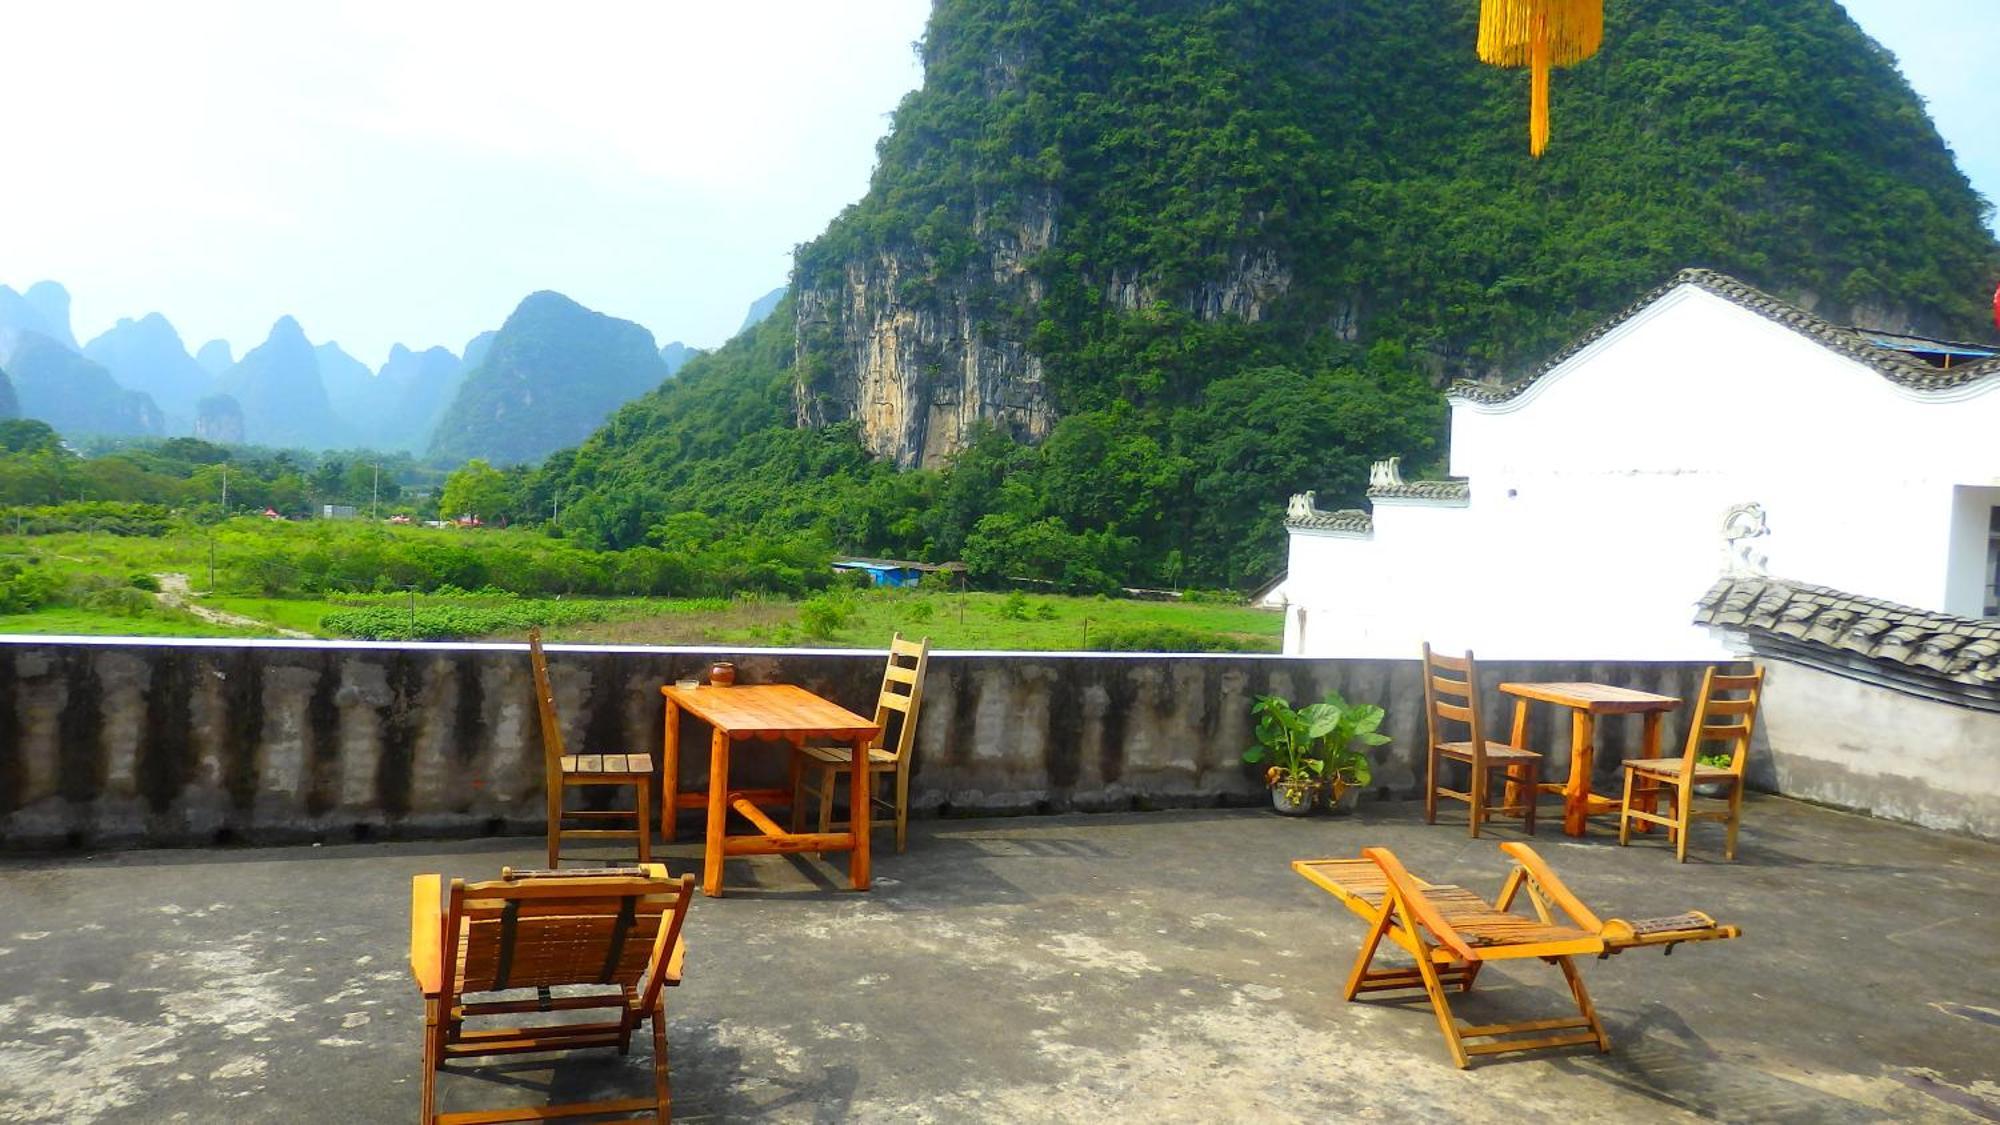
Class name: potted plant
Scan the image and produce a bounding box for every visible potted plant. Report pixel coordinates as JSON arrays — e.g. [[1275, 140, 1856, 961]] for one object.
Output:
[[1315, 692, 1388, 815], [1243, 692, 1390, 816]]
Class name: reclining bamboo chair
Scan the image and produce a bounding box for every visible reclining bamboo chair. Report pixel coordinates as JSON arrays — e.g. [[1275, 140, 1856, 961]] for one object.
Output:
[[1423, 644, 1542, 836], [1293, 842, 1739, 1068], [530, 627, 652, 867], [1619, 665, 1764, 861], [409, 865, 695, 1123], [791, 633, 929, 853]]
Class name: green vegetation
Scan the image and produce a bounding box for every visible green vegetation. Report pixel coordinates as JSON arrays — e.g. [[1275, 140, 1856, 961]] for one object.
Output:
[[524, 0, 1998, 593]]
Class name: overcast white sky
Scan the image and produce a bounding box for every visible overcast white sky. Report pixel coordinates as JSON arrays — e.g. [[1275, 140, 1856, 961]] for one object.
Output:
[[0, 1, 1991, 368]]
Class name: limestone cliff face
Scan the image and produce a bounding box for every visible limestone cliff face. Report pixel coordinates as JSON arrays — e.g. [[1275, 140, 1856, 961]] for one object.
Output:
[[793, 191, 1061, 470], [792, 193, 1296, 470]]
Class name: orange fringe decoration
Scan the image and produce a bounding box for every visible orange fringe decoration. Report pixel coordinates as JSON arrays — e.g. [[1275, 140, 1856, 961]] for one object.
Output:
[[1478, 0, 1603, 156]]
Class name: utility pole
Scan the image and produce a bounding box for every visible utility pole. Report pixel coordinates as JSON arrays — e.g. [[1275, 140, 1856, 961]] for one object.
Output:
[[208, 533, 216, 591], [220, 464, 229, 513]]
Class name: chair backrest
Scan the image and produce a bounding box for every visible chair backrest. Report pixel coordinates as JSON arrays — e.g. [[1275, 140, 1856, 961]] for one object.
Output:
[[1421, 643, 1489, 762], [527, 627, 566, 782], [872, 633, 931, 764], [447, 865, 694, 1016], [1679, 665, 1763, 774]]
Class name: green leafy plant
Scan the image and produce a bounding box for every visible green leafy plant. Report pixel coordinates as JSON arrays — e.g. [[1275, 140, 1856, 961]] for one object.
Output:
[[1697, 752, 1735, 769], [1242, 691, 1389, 806]]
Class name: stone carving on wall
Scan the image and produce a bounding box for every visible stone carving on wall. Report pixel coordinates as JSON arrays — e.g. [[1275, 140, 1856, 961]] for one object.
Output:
[[1287, 491, 1320, 520], [1722, 502, 1770, 576], [1369, 456, 1404, 489]]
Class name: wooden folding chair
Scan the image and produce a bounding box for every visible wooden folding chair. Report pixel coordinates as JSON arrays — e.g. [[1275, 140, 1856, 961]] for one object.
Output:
[[409, 865, 695, 1123], [791, 634, 930, 853], [1422, 643, 1542, 836], [1293, 843, 1739, 1068], [1619, 665, 1764, 861], [530, 627, 652, 867]]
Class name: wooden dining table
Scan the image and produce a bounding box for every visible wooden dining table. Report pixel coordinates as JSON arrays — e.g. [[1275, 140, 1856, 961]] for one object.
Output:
[[660, 683, 881, 897], [1497, 681, 1681, 837]]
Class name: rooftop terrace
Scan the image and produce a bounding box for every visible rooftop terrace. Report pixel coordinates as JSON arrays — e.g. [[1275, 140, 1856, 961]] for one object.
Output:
[[4, 796, 1997, 1122]]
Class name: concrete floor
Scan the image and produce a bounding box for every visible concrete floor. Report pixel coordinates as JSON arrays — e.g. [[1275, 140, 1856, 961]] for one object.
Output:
[[1, 797, 1997, 1123]]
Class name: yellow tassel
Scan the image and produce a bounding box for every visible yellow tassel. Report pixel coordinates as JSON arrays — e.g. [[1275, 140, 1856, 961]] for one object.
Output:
[[1478, 0, 1602, 156]]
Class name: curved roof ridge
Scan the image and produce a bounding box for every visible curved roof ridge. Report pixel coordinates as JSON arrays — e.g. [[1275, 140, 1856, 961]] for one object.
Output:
[[1450, 268, 2000, 405]]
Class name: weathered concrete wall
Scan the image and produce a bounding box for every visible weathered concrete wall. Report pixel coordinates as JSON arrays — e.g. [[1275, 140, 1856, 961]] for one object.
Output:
[[1757, 659, 2000, 840], [0, 636, 1719, 848]]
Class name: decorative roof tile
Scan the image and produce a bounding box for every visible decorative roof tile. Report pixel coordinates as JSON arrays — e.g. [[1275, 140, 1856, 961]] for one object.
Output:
[[1695, 575, 2000, 700], [1367, 478, 1471, 502], [1286, 507, 1373, 534], [1452, 268, 2000, 405]]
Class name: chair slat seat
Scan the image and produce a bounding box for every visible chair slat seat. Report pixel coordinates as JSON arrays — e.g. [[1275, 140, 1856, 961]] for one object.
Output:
[[1620, 757, 1734, 782], [561, 753, 655, 776], [797, 743, 897, 766], [1438, 740, 1542, 763]]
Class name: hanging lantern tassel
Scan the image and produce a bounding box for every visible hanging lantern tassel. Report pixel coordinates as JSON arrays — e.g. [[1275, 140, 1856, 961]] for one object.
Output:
[[1478, 0, 1603, 157]]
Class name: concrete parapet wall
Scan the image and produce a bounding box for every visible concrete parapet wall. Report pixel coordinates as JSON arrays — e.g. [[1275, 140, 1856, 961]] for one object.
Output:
[[1, 636, 1722, 848], [1757, 659, 2000, 841]]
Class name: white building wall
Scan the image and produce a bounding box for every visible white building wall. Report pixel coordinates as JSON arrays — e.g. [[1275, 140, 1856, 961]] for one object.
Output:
[[1285, 285, 2000, 660]]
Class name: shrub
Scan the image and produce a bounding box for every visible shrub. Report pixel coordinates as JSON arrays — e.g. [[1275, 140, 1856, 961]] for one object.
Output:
[[1090, 623, 1265, 653], [128, 573, 161, 592], [998, 591, 1030, 620], [798, 592, 856, 639]]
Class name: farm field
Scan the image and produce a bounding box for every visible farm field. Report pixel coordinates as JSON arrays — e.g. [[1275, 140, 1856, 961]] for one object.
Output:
[[0, 513, 1283, 651]]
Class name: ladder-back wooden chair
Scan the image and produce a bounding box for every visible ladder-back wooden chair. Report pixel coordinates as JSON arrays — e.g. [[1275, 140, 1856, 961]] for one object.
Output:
[[1619, 665, 1763, 861], [1292, 842, 1739, 1067], [530, 627, 652, 867], [1423, 643, 1542, 836], [409, 865, 695, 1123], [792, 633, 930, 853]]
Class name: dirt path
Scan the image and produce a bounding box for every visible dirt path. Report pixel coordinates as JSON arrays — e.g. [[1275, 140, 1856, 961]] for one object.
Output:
[[152, 573, 314, 638]]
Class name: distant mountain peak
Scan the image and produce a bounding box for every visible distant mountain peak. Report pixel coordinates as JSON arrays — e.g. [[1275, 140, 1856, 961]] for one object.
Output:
[[738, 286, 787, 335]]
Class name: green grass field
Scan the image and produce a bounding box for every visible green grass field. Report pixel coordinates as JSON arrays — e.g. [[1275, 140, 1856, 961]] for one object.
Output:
[[0, 522, 1282, 650]]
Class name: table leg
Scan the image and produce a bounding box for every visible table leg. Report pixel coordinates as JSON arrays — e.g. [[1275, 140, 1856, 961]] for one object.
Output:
[[661, 699, 679, 843], [849, 735, 871, 891], [1564, 710, 1596, 837], [1636, 710, 1663, 835], [704, 729, 729, 897], [1503, 700, 1531, 813]]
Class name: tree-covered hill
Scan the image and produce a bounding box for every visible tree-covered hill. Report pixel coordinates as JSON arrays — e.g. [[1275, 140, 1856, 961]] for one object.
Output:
[[428, 292, 669, 468], [538, 0, 2000, 589]]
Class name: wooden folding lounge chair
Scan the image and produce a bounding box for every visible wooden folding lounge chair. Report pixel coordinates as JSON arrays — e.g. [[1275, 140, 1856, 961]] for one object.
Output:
[[791, 633, 930, 853], [410, 865, 695, 1124], [1620, 666, 1764, 861], [530, 627, 653, 867], [1423, 644, 1542, 836], [1292, 842, 1739, 1068]]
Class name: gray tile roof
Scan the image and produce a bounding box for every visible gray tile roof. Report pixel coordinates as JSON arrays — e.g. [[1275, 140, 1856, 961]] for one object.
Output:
[[1367, 478, 1470, 502], [1451, 268, 2000, 405], [1285, 507, 1373, 534], [1695, 575, 2000, 706]]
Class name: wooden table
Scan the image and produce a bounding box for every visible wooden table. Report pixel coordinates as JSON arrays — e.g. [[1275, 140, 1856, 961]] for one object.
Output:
[[1497, 682, 1681, 837], [660, 683, 880, 897]]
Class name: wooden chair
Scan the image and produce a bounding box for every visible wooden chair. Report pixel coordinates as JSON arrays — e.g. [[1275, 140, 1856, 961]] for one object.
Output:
[[1422, 643, 1542, 836], [791, 633, 930, 853], [1293, 842, 1739, 1067], [409, 865, 695, 1123], [1619, 665, 1763, 861], [530, 627, 652, 867]]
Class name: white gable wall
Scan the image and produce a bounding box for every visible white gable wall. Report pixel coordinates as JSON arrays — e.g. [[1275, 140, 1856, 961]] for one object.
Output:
[[1285, 284, 2000, 659]]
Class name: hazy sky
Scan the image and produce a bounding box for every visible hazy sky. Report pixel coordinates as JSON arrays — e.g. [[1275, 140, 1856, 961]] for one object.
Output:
[[0, 2, 1991, 369]]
